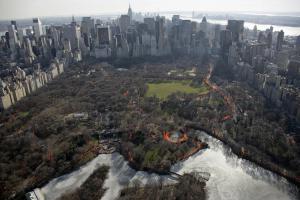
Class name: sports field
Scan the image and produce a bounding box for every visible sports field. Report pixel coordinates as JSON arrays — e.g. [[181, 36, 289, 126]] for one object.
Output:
[[146, 81, 209, 100]]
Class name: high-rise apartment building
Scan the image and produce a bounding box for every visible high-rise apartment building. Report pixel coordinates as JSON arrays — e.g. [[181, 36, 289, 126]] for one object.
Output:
[[96, 26, 111, 46], [63, 21, 81, 51], [276, 30, 284, 51], [32, 18, 44, 38], [81, 17, 95, 47]]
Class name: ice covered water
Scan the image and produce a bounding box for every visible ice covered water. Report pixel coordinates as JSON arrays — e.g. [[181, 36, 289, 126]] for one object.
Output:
[[38, 132, 298, 200], [171, 131, 299, 200], [40, 153, 175, 200]]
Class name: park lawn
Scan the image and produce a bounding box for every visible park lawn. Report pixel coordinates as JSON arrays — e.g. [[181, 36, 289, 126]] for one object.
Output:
[[146, 81, 209, 100], [19, 111, 30, 118]]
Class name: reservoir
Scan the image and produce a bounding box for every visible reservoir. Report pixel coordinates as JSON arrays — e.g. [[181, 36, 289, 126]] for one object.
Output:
[[34, 131, 299, 200]]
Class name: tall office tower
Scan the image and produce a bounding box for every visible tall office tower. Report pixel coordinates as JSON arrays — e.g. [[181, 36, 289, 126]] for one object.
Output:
[[136, 23, 148, 37], [24, 37, 34, 56], [114, 33, 123, 48], [7, 24, 18, 44], [114, 33, 129, 57], [296, 35, 300, 52], [126, 27, 137, 56], [267, 31, 272, 48], [25, 28, 33, 36], [7, 23, 19, 56], [40, 36, 51, 58], [17, 28, 26, 44], [170, 25, 180, 52], [180, 20, 192, 47], [191, 21, 198, 33], [119, 15, 130, 33], [23, 37, 35, 64], [155, 16, 166, 50], [11, 20, 18, 30], [276, 30, 284, 51], [144, 17, 156, 34], [81, 17, 95, 47], [213, 24, 221, 48], [10, 21, 19, 41], [243, 42, 267, 64], [228, 42, 239, 66], [172, 15, 181, 25], [227, 20, 244, 43], [5, 32, 10, 48], [258, 31, 266, 43], [128, 4, 133, 24], [63, 22, 81, 51], [220, 29, 232, 56], [199, 16, 208, 33], [96, 26, 111, 46], [63, 39, 72, 52], [49, 26, 60, 49], [287, 59, 300, 79], [253, 25, 258, 38], [32, 18, 44, 38]]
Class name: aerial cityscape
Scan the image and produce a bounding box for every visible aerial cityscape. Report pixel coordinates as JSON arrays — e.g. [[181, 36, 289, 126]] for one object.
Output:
[[0, 0, 300, 200]]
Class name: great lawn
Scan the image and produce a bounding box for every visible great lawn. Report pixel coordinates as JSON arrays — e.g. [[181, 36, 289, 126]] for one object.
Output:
[[146, 80, 209, 100]]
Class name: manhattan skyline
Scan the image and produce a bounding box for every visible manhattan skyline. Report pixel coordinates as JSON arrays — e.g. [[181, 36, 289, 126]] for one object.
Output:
[[1, 0, 300, 20]]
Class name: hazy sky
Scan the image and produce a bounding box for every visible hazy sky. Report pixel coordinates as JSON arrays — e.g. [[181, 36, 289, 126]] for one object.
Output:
[[0, 0, 300, 20]]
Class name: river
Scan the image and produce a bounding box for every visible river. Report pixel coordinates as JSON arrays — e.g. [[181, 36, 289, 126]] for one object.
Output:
[[206, 19, 300, 36], [162, 14, 300, 36], [35, 131, 299, 200]]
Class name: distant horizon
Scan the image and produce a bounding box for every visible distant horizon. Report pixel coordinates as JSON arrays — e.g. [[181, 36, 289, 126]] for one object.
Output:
[[1, 0, 300, 20], [0, 10, 300, 21]]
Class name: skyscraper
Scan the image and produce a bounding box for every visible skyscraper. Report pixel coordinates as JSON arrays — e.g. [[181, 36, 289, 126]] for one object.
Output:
[[63, 21, 81, 51], [144, 17, 155, 35], [49, 26, 61, 49], [180, 20, 192, 47], [172, 15, 181, 26], [258, 31, 266, 43], [7, 23, 19, 57], [7, 24, 18, 44], [128, 4, 133, 24], [81, 17, 95, 47], [119, 15, 130, 33], [11, 20, 18, 30], [276, 30, 284, 51], [200, 17, 208, 33], [213, 24, 221, 48], [296, 35, 300, 52], [63, 39, 72, 52], [23, 37, 35, 63], [32, 18, 43, 38], [228, 42, 239, 66], [220, 29, 232, 56], [227, 20, 244, 43], [96, 26, 111, 46], [155, 16, 166, 50], [267, 31, 272, 48], [253, 25, 258, 38]]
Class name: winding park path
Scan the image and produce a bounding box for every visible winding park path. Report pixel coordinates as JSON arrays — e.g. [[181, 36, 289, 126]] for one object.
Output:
[[203, 64, 237, 122]]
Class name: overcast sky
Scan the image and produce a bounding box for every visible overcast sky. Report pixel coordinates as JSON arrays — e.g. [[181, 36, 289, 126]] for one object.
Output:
[[0, 0, 300, 20]]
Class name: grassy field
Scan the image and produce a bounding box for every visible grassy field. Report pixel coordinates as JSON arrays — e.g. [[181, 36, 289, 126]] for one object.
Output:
[[146, 81, 209, 100]]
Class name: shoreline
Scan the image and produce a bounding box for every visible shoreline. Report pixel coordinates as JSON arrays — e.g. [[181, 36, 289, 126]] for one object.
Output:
[[22, 127, 299, 200], [123, 140, 209, 176], [185, 122, 300, 188]]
